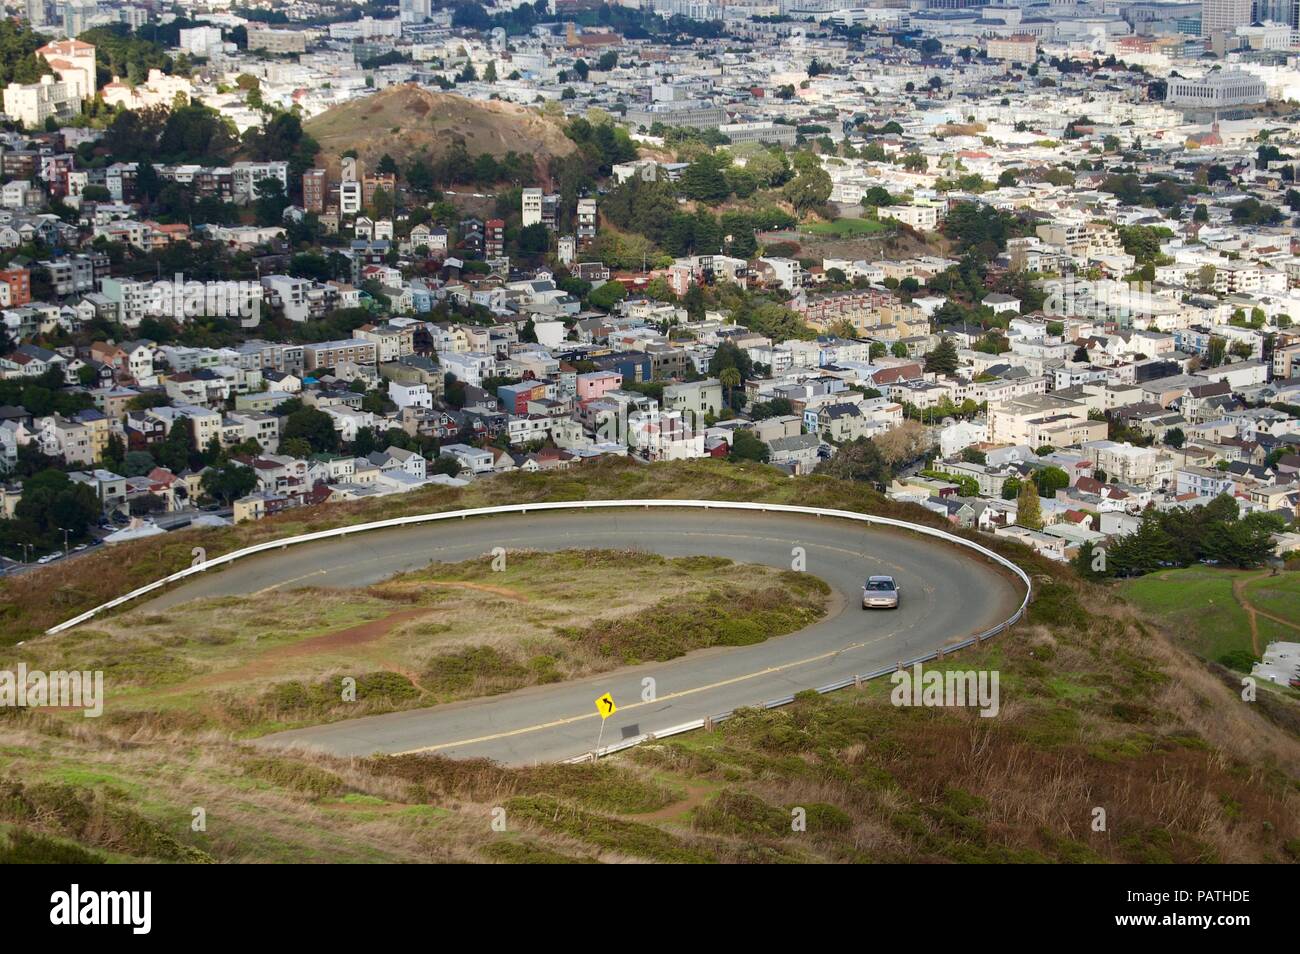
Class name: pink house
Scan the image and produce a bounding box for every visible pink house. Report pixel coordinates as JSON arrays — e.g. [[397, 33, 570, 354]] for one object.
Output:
[[576, 370, 622, 402]]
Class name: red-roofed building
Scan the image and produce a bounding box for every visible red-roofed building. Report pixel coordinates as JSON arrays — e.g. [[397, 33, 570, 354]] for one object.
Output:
[[36, 40, 96, 101]]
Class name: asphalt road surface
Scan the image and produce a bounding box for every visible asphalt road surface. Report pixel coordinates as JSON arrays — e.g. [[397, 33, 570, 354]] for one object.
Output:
[[146, 509, 1024, 765]]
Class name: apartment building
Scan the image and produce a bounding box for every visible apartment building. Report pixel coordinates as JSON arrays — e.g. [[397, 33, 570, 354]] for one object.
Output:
[[440, 350, 496, 386], [1081, 440, 1173, 489], [302, 168, 327, 213], [0, 267, 31, 306], [485, 218, 506, 259], [577, 197, 597, 249], [877, 204, 940, 231], [522, 187, 543, 227], [232, 161, 289, 204], [988, 394, 1091, 444], [302, 339, 378, 371], [663, 378, 723, 418]]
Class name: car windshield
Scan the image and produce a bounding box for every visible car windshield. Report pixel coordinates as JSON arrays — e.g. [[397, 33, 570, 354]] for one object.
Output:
[[865, 580, 895, 591]]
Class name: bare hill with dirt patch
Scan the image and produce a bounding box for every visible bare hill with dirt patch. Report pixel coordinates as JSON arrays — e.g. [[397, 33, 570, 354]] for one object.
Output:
[[305, 84, 575, 178]]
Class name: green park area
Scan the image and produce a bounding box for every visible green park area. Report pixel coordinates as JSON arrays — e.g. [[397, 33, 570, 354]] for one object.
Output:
[[800, 218, 890, 238], [1120, 566, 1300, 671]]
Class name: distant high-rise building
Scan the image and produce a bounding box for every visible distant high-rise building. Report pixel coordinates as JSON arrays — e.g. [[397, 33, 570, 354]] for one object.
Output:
[[1256, 0, 1298, 26], [399, 0, 431, 22], [1201, 0, 1252, 36], [302, 168, 327, 213], [62, 0, 97, 39], [25, 0, 47, 29]]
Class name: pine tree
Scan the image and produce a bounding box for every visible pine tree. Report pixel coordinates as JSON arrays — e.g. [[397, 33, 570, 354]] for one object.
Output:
[[925, 336, 960, 376], [1016, 477, 1043, 530], [1109, 510, 1175, 576]]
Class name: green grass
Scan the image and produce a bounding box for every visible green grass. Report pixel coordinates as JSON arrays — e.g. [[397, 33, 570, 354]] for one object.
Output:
[[1, 463, 1296, 863], [1120, 568, 1255, 662], [1120, 567, 1300, 668], [1243, 574, 1300, 632], [800, 218, 889, 237]]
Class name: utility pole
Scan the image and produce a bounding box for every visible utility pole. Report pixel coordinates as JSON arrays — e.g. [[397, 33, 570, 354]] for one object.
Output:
[[58, 527, 72, 554]]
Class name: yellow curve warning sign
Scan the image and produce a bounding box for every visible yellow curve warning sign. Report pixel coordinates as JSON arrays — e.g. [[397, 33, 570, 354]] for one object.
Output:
[[595, 692, 616, 719]]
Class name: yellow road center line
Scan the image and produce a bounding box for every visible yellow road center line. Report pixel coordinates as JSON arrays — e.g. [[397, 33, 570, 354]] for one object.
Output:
[[393, 629, 897, 755]]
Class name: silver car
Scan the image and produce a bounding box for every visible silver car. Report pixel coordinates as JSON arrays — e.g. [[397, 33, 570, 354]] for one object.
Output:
[[862, 575, 900, 610]]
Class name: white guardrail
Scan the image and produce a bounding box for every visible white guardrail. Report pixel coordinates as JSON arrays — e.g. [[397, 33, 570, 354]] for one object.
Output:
[[44, 500, 1032, 761]]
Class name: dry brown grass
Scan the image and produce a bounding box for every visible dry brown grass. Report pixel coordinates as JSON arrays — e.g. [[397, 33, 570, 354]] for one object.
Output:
[[611, 571, 1300, 864], [3, 549, 829, 740], [303, 83, 575, 180], [2, 462, 1296, 862]]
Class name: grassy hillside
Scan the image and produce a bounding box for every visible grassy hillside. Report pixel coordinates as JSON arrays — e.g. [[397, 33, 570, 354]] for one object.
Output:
[[7, 550, 828, 738], [303, 84, 575, 179], [1121, 567, 1300, 676], [2, 568, 1295, 863], [1, 459, 1297, 863]]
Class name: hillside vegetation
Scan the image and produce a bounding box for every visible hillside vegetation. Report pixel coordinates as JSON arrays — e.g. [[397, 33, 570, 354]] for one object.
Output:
[[6, 550, 828, 737], [0, 460, 1296, 862], [304, 84, 575, 178]]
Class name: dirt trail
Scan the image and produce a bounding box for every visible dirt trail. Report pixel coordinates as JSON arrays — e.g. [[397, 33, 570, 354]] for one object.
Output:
[[1231, 571, 1300, 657], [628, 780, 716, 823], [376, 580, 530, 601], [1232, 575, 1263, 656], [166, 607, 439, 694]]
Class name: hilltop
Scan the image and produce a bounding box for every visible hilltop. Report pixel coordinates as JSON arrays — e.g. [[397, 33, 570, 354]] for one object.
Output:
[[304, 84, 576, 179]]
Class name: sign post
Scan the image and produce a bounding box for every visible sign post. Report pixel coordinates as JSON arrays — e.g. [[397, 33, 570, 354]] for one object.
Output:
[[593, 692, 616, 757]]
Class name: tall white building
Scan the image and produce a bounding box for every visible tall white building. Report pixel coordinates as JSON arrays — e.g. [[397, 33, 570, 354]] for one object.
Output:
[[3, 75, 82, 128], [178, 26, 226, 58], [522, 187, 543, 228], [37, 39, 97, 101], [1202, 0, 1252, 36]]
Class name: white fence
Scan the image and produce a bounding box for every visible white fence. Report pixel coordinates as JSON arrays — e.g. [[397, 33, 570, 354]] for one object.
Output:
[[45, 500, 1032, 759]]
